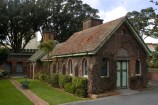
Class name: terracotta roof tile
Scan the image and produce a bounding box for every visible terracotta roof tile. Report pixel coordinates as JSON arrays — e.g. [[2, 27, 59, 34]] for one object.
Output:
[[53, 17, 126, 56]]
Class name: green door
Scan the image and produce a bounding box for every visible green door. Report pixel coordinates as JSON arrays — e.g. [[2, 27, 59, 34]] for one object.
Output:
[[117, 61, 128, 88]]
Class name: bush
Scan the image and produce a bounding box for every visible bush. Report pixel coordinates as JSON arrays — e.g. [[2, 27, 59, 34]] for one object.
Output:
[[38, 73, 49, 82], [50, 74, 59, 87], [21, 79, 29, 89], [0, 70, 8, 78], [73, 77, 87, 89], [65, 83, 76, 94], [59, 75, 72, 88], [72, 77, 88, 97], [75, 88, 87, 98]]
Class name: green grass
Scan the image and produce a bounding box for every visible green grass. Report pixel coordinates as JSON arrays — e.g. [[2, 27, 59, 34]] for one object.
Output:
[[17, 79, 86, 105], [0, 79, 33, 105]]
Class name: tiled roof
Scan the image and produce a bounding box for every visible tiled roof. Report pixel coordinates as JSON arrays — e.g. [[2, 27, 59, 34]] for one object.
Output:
[[53, 17, 126, 56], [28, 50, 46, 62]]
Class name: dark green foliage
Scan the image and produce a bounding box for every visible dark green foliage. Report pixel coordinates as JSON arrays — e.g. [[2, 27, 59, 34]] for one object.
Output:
[[38, 73, 49, 82], [0, 0, 99, 52], [75, 88, 87, 98], [65, 83, 76, 94], [21, 79, 29, 89], [72, 77, 88, 97], [59, 75, 72, 88], [127, 7, 158, 39], [72, 77, 87, 89], [0, 48, 9, 65], [149, 45, 158, 68], [50, 73, 59, 87]]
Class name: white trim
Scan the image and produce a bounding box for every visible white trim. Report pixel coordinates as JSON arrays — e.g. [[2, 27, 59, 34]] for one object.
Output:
[[68, 59, 73, 75], [82, 58, 88, 77]]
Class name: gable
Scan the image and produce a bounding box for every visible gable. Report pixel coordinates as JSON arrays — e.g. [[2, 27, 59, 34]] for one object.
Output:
[[53, 17, 151, 57]]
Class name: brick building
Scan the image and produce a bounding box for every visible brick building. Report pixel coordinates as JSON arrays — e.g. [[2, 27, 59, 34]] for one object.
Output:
[[50, 17, 151, 95]]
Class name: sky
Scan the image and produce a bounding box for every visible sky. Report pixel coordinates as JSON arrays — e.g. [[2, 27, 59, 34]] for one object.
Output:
[[82, 0, 158, 43]]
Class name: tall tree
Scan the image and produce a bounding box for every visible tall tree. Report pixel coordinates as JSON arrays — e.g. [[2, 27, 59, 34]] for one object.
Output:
[[149, 45, 158, 68], [0, 0, 99, 52], [127, 7, 158, 39], [42, 0, 99, 42], [0, 47, 9, 66]]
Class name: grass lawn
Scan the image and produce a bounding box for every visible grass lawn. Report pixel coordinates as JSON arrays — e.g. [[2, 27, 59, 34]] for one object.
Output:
[[17, 79, 87, 105], [0, 79, 33, 105]]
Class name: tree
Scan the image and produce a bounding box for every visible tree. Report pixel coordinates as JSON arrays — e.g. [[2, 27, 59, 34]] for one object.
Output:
[[41, 0, 99, 42], [149, 45, 158, 68], [0, 0, 99, 52], [0, 0, 49, 52], [127, 7, 158, 39], [38, 40, 56, 76], [0, 47, 9, 66]]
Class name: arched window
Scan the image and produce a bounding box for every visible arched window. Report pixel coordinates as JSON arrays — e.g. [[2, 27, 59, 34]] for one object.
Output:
[[68, 59, 73, 75], [62, 64, 66, 75], [53, 64, 56, 73], [135, 59, 141, 75], [101, 58, 109, 77], [82, 58, 88, 77]]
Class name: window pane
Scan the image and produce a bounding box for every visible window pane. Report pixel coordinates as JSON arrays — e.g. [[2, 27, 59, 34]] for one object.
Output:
[[82, 59, 88, 76], [136, 59, 141, 74], [68, 60, 72, 75], [101, 58, 108, 76]]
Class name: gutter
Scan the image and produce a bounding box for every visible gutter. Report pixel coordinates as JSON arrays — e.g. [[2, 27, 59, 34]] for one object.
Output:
[[53, 52, 95, 58]]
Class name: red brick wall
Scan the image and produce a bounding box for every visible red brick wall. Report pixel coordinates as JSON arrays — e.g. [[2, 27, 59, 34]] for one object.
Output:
[[148, 68, 158, 80], [51, 23, 149, 94]]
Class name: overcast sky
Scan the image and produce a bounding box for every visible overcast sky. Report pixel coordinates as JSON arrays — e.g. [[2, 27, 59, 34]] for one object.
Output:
[[82, 0, 158, 43]]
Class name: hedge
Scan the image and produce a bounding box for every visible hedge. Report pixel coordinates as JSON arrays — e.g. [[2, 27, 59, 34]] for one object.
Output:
[[50, 74, 59, 87], [65, 83, 76, 94], [59, 75, 72, 88]]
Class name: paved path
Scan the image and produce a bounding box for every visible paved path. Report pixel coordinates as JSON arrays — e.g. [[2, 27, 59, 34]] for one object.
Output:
[[63, 81, 158, 105], [10, 79, 49, 105]]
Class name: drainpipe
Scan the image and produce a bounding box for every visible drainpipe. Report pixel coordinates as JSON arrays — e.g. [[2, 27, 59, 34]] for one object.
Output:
[[33, 63, 36, 79]]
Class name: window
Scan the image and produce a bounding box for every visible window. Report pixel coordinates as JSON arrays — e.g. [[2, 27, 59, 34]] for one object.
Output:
[[62, 64, 66, 75], [68, 59, 73, 75], [53, 64, 56, 73], [135, 59, 141, 75], [101, 58, 109, 77], [16, 62, 23, 73], [82, 59, 88, 77]]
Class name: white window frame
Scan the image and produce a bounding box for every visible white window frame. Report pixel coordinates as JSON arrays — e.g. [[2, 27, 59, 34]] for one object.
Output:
[[68, 59, 73, 76], [82, 59, 88, 77]]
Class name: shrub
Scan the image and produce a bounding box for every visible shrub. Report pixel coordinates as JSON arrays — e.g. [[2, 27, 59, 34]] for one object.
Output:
[[21, 79, 29, 89], [75, 88, 87, 98], [59, 75, 72, 88], [50, 74, 59, 87], [73, 77, 87, 89], [0, 70, 8, 78], [0, 72, 3, 78], [65, 83, 76, 94], [72, 77, 88, 97]]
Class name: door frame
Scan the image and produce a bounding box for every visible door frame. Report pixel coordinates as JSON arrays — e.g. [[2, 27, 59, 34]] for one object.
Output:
[[116, 60, 129, 89]]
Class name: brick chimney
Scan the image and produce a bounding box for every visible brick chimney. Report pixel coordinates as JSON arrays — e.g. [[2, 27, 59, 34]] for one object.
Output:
[[83, 17, 103, 30], [43, 31, 55, 43]]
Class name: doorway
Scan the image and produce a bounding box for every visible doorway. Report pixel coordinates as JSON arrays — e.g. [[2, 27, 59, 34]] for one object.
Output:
[[117, 61, 128, 88]]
